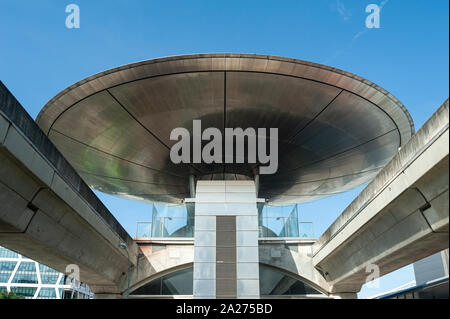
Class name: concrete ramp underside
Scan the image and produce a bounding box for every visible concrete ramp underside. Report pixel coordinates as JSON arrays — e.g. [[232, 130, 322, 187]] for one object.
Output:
[[0, 82, 139, 295], [313, 100, 449, 294]]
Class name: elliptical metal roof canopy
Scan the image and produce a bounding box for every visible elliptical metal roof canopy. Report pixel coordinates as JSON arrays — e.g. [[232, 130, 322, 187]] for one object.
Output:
[[36, 54, 414, 205]]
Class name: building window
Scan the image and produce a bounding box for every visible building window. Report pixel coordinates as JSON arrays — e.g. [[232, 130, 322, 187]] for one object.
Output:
[[39, 264, 60, 284], [0, 261, 17, 283], [0, 247, 19, 258], [10, 287, 37, 298], [37, 288, 57, 299], [11, 262, 38, 284], [131, 267, 193, 296]]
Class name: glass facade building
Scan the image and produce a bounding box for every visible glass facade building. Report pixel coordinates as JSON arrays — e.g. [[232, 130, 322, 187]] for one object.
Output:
[[377, 277, 449, 299], [0, 246, 93, 299]]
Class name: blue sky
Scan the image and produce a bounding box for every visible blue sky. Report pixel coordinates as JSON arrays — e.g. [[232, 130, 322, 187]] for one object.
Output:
[[1, 0, 448, 298]]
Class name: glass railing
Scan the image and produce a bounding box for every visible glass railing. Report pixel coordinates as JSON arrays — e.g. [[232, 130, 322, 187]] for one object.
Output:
[[259, 217, 298, 237], [259, 220, 314, 238], [258, 204, 314, 238], [136, 222, 152, 238], [152, 217, 194, 237], [135, 203, 194, 238], [298, 222, 314, 238], [135, 202, 314, 239], [136, 217, 194, 238]]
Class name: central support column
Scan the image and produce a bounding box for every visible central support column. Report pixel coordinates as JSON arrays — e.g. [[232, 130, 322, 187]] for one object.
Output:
[[193, 180, 260, 299]]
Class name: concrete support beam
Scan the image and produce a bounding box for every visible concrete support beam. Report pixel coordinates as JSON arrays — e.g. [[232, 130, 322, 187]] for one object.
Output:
[[0, 84, 139, 295], [312, 99, 449, 294]]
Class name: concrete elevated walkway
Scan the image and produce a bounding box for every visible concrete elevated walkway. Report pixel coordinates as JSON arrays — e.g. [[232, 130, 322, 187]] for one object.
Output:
[[0, 82, 139, 295], [312, 99, 449, 294]]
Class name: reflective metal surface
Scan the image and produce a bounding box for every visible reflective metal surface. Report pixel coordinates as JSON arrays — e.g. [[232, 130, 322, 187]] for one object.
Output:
[[36, 54, 414, 205]]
